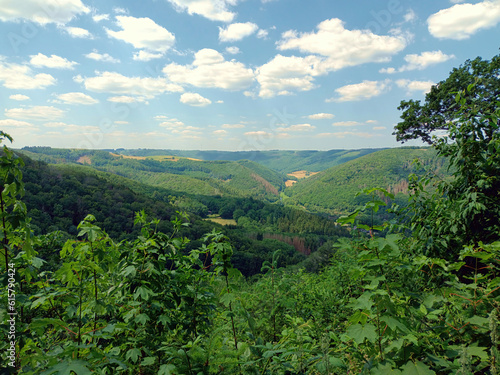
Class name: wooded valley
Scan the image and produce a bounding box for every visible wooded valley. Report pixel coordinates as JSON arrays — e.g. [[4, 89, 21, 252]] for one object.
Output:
[[0, 55, 499, 374]]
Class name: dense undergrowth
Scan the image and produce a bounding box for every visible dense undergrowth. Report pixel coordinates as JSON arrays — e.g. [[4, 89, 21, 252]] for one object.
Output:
[[0, 86, 499, 374]]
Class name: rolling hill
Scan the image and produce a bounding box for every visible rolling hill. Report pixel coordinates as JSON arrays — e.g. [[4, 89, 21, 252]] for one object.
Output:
[[112, 148, 385, 173], [20, 147, 288, 201], [283, 147, 447, 215]]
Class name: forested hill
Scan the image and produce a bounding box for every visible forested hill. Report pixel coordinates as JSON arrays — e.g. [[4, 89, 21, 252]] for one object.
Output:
[[111, 148, 384, 173], [19, 154, 348, 275], [284, 147, 447, 215], [20, 147, 287, 201]]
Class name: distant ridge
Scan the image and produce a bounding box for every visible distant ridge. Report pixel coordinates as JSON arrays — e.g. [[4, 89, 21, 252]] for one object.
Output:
[[112, 148, 387, 173]]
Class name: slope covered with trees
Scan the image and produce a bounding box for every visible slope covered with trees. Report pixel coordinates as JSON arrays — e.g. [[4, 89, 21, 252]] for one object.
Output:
[[1, 54, 499, 374], [113, 148, 383, 173], [283, 147, 447, 215]]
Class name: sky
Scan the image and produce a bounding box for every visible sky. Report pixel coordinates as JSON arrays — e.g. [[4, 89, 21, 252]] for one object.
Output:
[[0, 0, 499, 151]]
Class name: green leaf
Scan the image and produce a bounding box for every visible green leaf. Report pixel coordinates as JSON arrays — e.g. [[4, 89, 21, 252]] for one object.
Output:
[[40, 360, 92, 375], [141, 357, 156, 366], [371, 363, 402, 374], [346, 323, 377, 344], [220, 292, 236, 307], [348, 291, 374, 310], [134, 313, 150, 325], [158, 364, 177, 375], [399, 360, 435, 374], [126, 348, 142, 363]]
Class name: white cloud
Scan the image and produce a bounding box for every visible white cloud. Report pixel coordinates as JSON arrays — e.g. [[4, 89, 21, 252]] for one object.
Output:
[[332, 121, 360, 127], [65, 26, 93, 38], [277, 123, 315, 132], [244, 130, 272, 138], [166, 0, 237, 22], [5, 106, 65, 120], [428, 1, 500, 40], [115, 121, 129, 124], [113, 7, 129, 14], [327, 80, 391, 102], [85, 51, 120, 63], [308, 113, 334, 120], [381, 50, 455, 73], [277, 18, 407, 71], [257, 29, 269, 39], [83, 71, 184, 99], [93, 13, 109, 22], [159, 118, 185, 129], [107, 96, 147, 103], [213, 129, 227, 135], [404, 9, 417, 22], [163, 48, 254, 91], [219, 22, 258, 42], [373, 126, 387, 130], [379, 67, 396, 74], [0, 60, 56, 89], [180, 92, 212, 107], [225, 46, 240, 54], [256, 54, 322, 98], [9, 94, 30, 101], [106, 16, 175, 58], [396, 79, 435, 94], [0, 0, 90, 25], [0, 119, 38, 138], [57, 92, 99, 105], [29, 53, 78, 69]]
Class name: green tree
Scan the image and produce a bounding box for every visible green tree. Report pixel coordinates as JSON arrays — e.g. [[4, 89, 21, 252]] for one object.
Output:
[[393, 53, 500, 144], [407, 83, 500, 258]]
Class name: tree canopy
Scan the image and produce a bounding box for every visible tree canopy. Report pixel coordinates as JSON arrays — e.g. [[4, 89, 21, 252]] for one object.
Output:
[[393, 52, 500, 144]]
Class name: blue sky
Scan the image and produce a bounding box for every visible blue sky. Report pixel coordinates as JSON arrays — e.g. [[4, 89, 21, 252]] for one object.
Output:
[[0, 0, 499, 151]]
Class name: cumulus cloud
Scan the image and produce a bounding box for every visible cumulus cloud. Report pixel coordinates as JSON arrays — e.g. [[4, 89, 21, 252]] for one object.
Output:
[[93, 13, 109, 22], [380, 50, 455, 73], [225, 46, 240, 54], [106, 16, 175, 59], [85, 51, 120, 63], [159, 118, 185, 129], [222, 123, 245, 129], [57, 92, 99, 105], [277, 18, 407, 71], [83, 71, 184, 99], [276, 124, 315, 132], [166, 0, 237, 22], [64, 26, 93, 38], [332, 121, 360, 127], [256, 54, 322, 98], [255, 18, 406, 98], [9, 94, 30, 101], [163, 48, 254, 91], [107, 96, 148, 103], [327, 80, 391, 102], [396, 79, 435, 94], [428, 1, 500, 40], [219, 22, 258, 42], [5, 105, 65, 120], [308, 113, 334, 120], [0, 60, 56, 89], [244, 130, 272, 138], [180, 92, 212, 106], [0, 0, 90, 25], [30, 53, 78, 69]]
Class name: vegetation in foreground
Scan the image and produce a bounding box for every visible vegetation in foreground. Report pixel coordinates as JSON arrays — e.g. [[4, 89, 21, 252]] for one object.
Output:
[[0, 55, 499, 374]]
